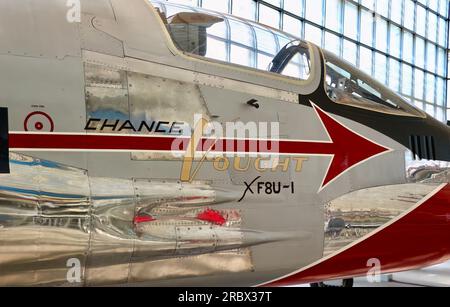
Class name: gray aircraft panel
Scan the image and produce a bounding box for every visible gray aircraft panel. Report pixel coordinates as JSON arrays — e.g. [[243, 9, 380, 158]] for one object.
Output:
[[0, 0, 81, 59], [0, 55, 85, 132]]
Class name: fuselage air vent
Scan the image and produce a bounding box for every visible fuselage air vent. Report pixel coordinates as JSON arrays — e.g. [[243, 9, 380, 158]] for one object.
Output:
[[409, 135, 436, 161]]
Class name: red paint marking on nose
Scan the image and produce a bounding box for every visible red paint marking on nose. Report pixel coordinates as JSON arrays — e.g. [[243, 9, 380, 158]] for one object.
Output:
[[197, 209, 226, 226], [134, 215, 156, 224]]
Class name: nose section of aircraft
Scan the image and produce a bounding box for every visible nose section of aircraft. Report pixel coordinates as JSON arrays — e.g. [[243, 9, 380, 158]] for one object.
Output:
[[262, 182, 450, 286]]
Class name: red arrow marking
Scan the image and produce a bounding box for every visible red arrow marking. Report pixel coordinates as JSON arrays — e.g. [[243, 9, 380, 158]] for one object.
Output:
[[8, 104, 391, 190], [309, 103, 392, 189]]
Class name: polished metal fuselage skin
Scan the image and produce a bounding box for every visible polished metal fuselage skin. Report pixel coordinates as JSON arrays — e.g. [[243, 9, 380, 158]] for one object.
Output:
[[0, 0, 448, 286]]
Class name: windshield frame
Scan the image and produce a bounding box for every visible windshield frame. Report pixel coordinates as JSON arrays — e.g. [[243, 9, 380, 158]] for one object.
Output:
[[269, 40, 311, 79], [322, 49, 426, 118]]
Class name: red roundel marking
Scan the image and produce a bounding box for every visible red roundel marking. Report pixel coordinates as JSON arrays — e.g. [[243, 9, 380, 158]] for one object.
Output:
[[35, 122, 43, 130], [24, 112, 54, 132]]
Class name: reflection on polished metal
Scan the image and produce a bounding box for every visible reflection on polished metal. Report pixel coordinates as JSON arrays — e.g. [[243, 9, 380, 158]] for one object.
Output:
[[323, 153, 450, 257], [406, 157, 450, 184], [0, 153, 90, 286], [85, 63, 130, 134], [84, 63, 212, 161], [0, 153, 294, 286], [324, 183, 440, 256], [128, 70, 210, 161]]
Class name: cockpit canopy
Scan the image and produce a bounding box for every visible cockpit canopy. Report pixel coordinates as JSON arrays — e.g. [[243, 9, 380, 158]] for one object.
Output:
[[324, 50, 425, 117], [152, 1, 425, 118], [152, 0, 311, 81], [165, 12, 223, 57]]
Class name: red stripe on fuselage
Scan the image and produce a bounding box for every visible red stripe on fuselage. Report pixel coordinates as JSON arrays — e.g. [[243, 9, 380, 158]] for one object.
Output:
[[8, 132, 385, 156], [9, 133, 181, 152], [8, 133, 332, 154]]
